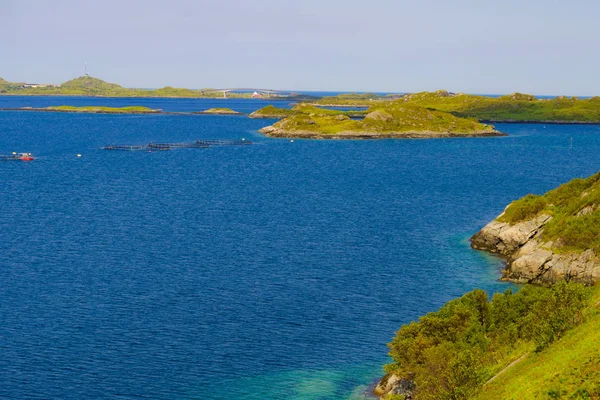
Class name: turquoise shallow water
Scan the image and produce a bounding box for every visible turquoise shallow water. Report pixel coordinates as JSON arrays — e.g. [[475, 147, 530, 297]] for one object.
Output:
[[1, 97, 599, 399]]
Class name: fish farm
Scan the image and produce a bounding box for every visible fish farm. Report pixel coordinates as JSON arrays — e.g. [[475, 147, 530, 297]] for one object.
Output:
[[102, 140, 252, 151]]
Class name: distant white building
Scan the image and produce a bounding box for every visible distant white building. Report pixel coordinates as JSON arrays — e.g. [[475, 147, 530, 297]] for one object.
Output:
[[21, 83, 56, 88]]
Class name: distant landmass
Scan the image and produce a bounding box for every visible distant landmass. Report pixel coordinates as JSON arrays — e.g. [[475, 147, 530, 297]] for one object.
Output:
[[0, 75, 317, 101], [4, 75, 600, 138], [313, 90, 600, 123]]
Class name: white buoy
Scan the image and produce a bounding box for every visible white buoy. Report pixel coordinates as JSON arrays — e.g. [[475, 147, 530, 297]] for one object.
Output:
[[242, 138, 246, 141], [290, 140, 294, 143], [12, 152, 16, 155], [77, 154, 82, 157]]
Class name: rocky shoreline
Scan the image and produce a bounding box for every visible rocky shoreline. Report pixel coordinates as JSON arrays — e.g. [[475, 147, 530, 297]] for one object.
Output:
[[471, 210, 600, 285], [373, 373, 415, 399], [259, 126, 505, 139]]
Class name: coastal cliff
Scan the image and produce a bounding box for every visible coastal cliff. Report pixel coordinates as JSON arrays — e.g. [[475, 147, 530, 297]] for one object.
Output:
[[471, 172, 600, 285]]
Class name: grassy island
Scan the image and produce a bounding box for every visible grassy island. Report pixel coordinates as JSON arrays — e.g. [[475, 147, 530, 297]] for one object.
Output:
[[377, 281, 600, 400], [260, 102, 501, 139], [39, 105, 162, 114], [196, 108, 242, 115]]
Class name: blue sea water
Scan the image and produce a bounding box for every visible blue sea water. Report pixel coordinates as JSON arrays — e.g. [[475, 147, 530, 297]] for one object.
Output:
[[1, 96, 599, 399]]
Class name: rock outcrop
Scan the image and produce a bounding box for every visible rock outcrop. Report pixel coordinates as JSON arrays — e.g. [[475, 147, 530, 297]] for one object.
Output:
[[373, 373, 415, 399], [471, 211, 600, 285]]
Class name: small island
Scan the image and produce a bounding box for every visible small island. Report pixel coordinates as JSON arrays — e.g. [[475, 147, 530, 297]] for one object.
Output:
[[11, 105, 162, 114], [259, 102, 502, 139], [471, 171, 600, 285], [194, 108, 243, 115]]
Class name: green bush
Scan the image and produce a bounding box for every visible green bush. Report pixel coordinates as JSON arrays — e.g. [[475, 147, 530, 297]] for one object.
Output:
[[499, 194, 548, 223]]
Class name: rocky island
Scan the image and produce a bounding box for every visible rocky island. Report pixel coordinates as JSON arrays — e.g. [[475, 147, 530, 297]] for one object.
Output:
[[259, 102, 502, 139], [471, 171, 600, 285]]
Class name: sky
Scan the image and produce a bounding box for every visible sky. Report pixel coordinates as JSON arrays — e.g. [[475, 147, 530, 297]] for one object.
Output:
[[1, 0, 599, 95]]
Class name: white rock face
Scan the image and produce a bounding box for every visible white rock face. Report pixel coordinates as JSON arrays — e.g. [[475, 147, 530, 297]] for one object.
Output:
[[471, 213, 599, 285]]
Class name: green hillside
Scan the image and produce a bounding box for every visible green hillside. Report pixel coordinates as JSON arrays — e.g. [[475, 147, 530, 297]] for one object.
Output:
[[381, 282, 600, 400]]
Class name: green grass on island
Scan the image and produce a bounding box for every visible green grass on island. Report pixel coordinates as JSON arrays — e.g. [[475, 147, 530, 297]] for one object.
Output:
[[381, 281, 600, 400], [260, 102, 499, 138], [198, 108, 241, 114], [44, 105, 161, 114], [498, 171, 600, 253]]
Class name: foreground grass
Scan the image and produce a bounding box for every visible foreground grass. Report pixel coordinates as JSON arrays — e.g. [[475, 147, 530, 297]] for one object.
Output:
[[476, 286, 600, 399]]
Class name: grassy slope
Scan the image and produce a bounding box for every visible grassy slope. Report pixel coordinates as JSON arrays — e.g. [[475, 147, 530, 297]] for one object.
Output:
[[498, 171, 600, 253], [476, 286, 600, 399], [270, 102, 495, 135]]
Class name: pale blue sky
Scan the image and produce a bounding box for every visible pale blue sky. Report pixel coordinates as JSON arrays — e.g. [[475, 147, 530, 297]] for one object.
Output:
[[1, 0, 599, 95]]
